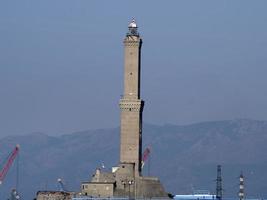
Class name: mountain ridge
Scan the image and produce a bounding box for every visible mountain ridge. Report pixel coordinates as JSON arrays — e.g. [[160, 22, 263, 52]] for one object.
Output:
[[0, 119, 266, 199]]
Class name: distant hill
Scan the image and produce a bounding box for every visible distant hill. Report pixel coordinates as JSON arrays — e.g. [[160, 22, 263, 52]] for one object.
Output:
[[0, 119, 267, 200]]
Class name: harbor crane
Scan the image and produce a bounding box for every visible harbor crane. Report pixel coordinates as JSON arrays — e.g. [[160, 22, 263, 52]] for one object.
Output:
[[141, 146, 151, 169], [0, 145, 20, 185], [0, 145, 20, 199]]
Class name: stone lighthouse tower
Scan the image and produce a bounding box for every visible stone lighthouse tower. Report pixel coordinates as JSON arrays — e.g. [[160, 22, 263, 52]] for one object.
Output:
[[80, 20, 169, 199], [119, 19, 144, 176]]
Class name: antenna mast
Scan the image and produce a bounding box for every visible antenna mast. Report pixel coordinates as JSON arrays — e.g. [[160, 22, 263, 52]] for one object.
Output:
[[216, 165, 223, 200], [239, 172, 245, 200]]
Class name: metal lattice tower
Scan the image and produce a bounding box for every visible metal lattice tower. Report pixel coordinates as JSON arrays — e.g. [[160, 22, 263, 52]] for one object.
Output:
[[216, 165, 223, 200], [239, 172, 245, 200]]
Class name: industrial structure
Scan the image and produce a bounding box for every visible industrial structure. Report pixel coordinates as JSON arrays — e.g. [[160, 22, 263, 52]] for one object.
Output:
[[238, 172, 244, 200], [0, 145, 21, 200], [0, 145, 20, 185], [216, 165, 223, 200], [79, 19, 168, 199], [141, 147, 151, 169]]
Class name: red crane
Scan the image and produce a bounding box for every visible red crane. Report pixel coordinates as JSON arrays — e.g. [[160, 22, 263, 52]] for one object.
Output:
[[141, 146, 151, 169], [0, 145, 20, 185]]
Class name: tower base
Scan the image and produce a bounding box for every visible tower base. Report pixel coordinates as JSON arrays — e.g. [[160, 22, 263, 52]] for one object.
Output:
[[81, 163, 170, 199]]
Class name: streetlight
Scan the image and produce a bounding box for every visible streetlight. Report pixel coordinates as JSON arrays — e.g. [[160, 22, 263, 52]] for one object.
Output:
[[128, 180, 134, 199], [121, 180, 126, 197]]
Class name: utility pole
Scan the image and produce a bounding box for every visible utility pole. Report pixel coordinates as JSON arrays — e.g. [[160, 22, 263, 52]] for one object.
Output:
[[216, 165, 223, 200], [239, 172, 245, 200]]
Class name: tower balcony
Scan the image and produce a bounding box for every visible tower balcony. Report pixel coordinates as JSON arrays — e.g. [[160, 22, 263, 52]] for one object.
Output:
[[119, 99, 144, 112]]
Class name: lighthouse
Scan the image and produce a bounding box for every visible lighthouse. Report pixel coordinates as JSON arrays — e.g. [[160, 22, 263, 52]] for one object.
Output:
[[80, 20, 168, 199], [119, 19, 144, 176]]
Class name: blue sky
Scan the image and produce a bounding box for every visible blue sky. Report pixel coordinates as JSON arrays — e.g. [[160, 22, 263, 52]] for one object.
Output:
[[0, 1, 267, 137]]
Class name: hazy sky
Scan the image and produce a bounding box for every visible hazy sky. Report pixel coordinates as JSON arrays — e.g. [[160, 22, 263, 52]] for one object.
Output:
[[0, 1, 267, 137]]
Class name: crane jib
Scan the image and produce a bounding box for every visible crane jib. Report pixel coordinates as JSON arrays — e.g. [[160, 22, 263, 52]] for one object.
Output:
[[0, 145, 20, 184]]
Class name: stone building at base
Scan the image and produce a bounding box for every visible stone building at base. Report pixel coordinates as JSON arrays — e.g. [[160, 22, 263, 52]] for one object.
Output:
[[81, 166, 167, 198]]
